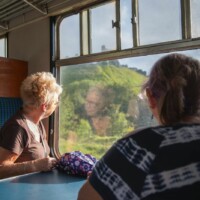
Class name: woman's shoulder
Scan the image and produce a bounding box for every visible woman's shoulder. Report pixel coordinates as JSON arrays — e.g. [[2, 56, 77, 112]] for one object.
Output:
[[124, 123, 200, 137], [120, 123, 200, 151], [0, 110, 26, 132], [123, 125, 163, 139]]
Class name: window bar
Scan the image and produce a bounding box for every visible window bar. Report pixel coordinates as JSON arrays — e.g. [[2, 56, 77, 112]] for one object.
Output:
[[80, 12, 83, 56], [55, 16, 62, 61], [88, 9, 91, 54], [116, 0, 121, 50], [4, 35, 7, 57], [81, 10, 90, 56], [87, 10, 92, 54], [132, 0, 139, 47], [181, 0, 191, 39]]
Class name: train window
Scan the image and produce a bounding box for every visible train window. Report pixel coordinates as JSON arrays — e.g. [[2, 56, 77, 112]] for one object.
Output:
[[120, 0, 133, 49], [60, 14, 80, 58], [58, 57, 159, 159], [54, 0, 200, 159], [58, 0, 186, 57], [57, 49, 200, 159], [191, 0, 200, 38], [58, 49, 200, 159], [0, 37, 6, 57], [138, 0, 182, 45], [90, 1, 116, 53]]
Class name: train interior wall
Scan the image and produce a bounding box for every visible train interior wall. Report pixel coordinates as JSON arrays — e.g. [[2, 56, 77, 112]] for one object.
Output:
[[8, 18, 50, 75], [7, 18, 51, 133]]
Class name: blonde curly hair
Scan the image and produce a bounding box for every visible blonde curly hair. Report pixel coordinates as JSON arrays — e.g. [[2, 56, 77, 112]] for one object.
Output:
[[20, 72, 62, 108]]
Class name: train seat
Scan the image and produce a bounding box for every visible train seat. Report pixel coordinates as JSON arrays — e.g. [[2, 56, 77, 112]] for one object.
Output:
[[0, 97, 22, 129]]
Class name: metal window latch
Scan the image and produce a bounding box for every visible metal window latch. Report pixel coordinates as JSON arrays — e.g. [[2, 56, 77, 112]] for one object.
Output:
[[131, 15, 137, 24], [112, 20, 120, 28]]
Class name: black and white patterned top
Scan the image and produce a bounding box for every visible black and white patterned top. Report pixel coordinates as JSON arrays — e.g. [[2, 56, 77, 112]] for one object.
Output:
[[89, 124, 200, 200]]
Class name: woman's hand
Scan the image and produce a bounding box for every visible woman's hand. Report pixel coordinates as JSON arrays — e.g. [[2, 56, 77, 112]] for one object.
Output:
[[34, 157, 57, 172], [0, 147, 57, 179], [87, 171, 92, 179]]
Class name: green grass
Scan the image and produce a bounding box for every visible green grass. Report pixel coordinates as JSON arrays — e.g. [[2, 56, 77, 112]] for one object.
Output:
[[59, 135, 121, 159]]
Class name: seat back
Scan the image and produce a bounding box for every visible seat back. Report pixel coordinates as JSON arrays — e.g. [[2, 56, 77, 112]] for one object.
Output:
[[0, 97, 23, 129]]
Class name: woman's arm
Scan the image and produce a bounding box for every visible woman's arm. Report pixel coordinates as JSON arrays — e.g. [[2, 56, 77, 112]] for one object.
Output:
[[78, 180, 103, 200], [0, 147, 56, 179]]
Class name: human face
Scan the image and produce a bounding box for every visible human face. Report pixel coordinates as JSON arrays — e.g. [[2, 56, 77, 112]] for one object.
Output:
[[42, 97, 60, 119], [85, 92, 105, 117]]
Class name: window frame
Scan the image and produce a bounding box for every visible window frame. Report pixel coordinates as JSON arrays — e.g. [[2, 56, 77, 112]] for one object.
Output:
[[0, 35, 7, 57], [50, 0, 200, 158]]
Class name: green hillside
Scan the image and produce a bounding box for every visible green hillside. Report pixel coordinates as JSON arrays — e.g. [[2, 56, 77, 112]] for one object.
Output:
[[61, 63, 146, 91], [59, 63, 149, 159]]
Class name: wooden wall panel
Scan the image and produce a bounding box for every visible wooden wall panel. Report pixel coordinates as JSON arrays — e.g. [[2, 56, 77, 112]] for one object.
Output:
[[0, 57, 28, 97]]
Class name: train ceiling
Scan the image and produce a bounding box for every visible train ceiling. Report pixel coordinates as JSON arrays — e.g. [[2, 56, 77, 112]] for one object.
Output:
[[0, 0, 102, 35], [0, 0, 53, 30]]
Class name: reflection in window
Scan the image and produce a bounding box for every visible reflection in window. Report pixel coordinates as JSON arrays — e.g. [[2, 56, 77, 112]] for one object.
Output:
[[120, 0, 133, 49], [58, 49, 200, 159], [90, 2, 116, 53], [191, 0, 200, 38], [138, 0, 181, 45], [59, 59, 157, 159], [60, 14, 80, 58], [0, 37, 6, 57]]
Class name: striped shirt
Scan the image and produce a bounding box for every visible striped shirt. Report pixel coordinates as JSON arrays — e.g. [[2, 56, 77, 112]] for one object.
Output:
[[89, 124, 200, 200]]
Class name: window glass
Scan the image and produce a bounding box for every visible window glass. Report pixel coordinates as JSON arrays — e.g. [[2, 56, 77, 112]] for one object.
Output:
[[191, 0, 200, 38], [120, 0, 133, 49], [138, 0, 182, 45], [59, 58, 157, 159], [90, 2, 116, 53], [60, 14, 80, 58], [0, 37, 6, 57], [58, 49, 200, 159]]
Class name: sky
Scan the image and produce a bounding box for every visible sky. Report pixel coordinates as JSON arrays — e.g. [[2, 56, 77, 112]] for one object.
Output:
[[119, 49, 200, 75], [59, 0, 200, 74]]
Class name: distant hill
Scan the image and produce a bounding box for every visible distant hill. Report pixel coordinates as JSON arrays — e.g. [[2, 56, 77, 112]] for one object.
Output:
[[61, 63, 147, 95], [59, 63, 151, 158]]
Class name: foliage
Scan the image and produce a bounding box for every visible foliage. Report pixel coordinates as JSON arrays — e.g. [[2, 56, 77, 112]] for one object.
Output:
[[59, 63, 150, 159]]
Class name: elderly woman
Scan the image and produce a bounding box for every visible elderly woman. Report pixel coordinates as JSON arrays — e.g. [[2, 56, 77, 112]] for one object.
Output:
[[84, 86, 114, 136], [78, 53, 200, 200], [0, 72, 62, 179]]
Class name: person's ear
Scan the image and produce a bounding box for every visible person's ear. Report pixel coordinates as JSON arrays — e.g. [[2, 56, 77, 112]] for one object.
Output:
[[41, 104, 47, 112], [146, 88, 157, 109]]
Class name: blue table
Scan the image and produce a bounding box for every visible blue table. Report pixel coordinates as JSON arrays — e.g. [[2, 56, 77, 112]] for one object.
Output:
[[0, 170, 86, 200]]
